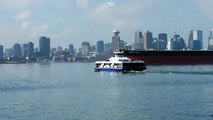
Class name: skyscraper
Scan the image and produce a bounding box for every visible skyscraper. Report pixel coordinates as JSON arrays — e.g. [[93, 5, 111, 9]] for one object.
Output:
[[39, 36, 50, 58], [12, 43, 22, 58], [170, 34, 185, 50], [144, 31, 153, 50], [104, 43, 111, 50], [82, 42, 90, 56], [134, 30, 143, 50], [188, 30, 203, 50], [0, 45, 3, 60], [97, 40, 104, 54], [152, 33, 168, 50], [208, 29, 213, 50], [153, 38, 167, 50], [69, 44, 74, 56], [21, 43, 28, 58], [158, 33, 168, 45], [58, 46, 63, 54], [112, 29, 121, 51], [28, 42, 34, 58], [5, 49, 11, 58]]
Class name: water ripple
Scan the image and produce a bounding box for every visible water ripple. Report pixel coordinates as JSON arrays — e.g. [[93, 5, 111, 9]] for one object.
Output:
[[0, 78, 79, 92], [147, 70, 213, 75]]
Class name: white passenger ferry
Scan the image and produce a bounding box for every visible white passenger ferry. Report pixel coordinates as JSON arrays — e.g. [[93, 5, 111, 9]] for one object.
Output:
[[95, 49, 146, 72]]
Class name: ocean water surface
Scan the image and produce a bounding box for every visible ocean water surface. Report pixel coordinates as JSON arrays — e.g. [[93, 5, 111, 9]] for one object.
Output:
[[0, 63, 213, 120]]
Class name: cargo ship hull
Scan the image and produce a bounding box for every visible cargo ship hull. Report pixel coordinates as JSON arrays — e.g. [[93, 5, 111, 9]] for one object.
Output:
[[123, 50, 213, 65]]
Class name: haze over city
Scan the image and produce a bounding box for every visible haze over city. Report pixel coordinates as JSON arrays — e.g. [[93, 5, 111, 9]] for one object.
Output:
[[0, 0, 213, 48]]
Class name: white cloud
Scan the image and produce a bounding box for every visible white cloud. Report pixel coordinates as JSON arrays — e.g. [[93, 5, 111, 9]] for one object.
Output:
[[88, 1, 153, 29], [21, 21, 31, 30], [19, 21, 49, 38], [76, 0, 88, 9], [15, 11, 32, 20]]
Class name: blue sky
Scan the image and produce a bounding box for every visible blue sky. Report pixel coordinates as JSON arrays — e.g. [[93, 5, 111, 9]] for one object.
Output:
[[0, 0, 213, 49]]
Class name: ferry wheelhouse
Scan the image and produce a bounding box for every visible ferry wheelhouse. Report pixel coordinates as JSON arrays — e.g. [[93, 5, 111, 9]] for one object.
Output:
[[95, 50, 146, 72]]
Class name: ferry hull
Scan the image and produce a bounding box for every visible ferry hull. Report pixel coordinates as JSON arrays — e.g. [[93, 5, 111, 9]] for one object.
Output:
[[95, 63, 146, 72], [95, 68, 123, 72], [124, 50, 213, 65]]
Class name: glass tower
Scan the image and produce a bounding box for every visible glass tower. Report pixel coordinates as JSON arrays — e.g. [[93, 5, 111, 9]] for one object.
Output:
[[39, 36, 50, 58]]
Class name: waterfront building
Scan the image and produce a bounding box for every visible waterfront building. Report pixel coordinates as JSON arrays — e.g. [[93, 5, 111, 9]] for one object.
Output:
[[82, 42, 90, 56], [77, 48, 82, 57], [58, 46, 63, 56], [69, 44, 74, 56], [170, 34, 185, 50], [58, 46, 63, 53], [51, 48, 57, 56], [144, 31, 153, 50], [119, 40, 125, 49], [158, 33, 168, 47], [125, 44, 132, 50], [0, 45, 3, 60], [5, 48, 11, 58], [104, 43, 111, 50], [134, 30, 144, 50], [208, 29, 213, 50], [153, 38, 167, 50], [27, 42, 34, 58], [21, 43, 28, 58], [90, 45, 96, 52], [97, 40, 104, 54], [34, 48, 39, 53], [12, 43, 22, 58], [112, 29, 121, 51], [39, 36, 50, 58], [188, 30, 203, 50]]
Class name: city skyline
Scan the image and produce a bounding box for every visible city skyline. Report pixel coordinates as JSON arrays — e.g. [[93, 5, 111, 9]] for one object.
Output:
[[1, 29, 213, 51], [0, 0, 213, 48]]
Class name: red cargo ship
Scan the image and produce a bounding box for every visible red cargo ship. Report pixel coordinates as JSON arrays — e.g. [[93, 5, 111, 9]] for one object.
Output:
[[123, 50, 213, 65]]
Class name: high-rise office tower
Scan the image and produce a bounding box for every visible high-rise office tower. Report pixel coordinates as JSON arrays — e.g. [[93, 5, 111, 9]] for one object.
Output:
[[170, 34, 185, 50], [153, 38, 167, 50], [90, 45, 96, 52], [208, 29, 213, 50], [97, 40, 104, 54], [69, 44, 74, 56], [51, 48, 57, 56], [104, 43, 111, 50], [188, 30, 203, 50], [21, 43, 28, 58], [5, 49, 11, 58], [28, 42, 34, 58], [144, 31, 153, 50], [82, 42, 90, 56], [12, 43, 22, 58], [0, 45, 3, 60], [134, 30, 143, 50], [112, 29, 121, 51], [58, 46, 63, 53], [39, 36, 50, 58], [159, 33, 168, 46], [119, 40, 125, 49]]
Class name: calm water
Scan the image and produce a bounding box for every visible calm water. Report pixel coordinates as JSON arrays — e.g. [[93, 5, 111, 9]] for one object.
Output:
[[0, 63, 213, 120]]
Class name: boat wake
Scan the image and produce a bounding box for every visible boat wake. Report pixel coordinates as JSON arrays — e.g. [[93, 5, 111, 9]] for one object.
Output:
[[146, 70, 213, 75]]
